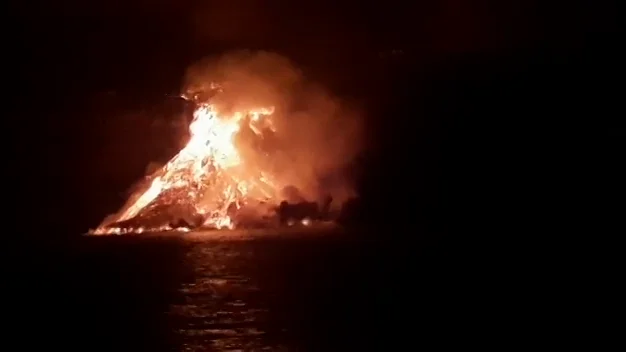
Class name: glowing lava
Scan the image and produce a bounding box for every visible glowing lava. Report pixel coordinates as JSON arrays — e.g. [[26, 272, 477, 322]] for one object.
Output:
[[92, 100, 279, 234]]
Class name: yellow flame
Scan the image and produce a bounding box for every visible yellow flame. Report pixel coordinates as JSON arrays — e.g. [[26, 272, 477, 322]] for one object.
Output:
[[92, 102, 278, 234]]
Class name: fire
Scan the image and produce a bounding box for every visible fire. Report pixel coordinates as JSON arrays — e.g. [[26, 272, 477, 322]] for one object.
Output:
[[91, 99, 279, 234]]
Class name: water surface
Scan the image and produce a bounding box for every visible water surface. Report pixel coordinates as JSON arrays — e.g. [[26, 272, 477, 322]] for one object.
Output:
[[29, 227, 454, 351]]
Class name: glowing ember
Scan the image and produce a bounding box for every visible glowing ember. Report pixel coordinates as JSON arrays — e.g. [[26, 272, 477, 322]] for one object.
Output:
[[91, 99, 279, 234]]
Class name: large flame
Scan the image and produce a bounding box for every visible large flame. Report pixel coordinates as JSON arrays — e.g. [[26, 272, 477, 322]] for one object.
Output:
[[92, 99, 279, 234]]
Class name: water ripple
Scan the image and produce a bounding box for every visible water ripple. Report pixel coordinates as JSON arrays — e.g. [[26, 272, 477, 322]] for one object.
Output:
[[169, 241, 282, 351]]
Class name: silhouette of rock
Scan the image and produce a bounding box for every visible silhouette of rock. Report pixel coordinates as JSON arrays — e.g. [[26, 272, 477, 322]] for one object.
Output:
[[278, 200, 319, 225]]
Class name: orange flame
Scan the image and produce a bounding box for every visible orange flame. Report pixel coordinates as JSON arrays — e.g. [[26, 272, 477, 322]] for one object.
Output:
[[91, 101, 278, 234]]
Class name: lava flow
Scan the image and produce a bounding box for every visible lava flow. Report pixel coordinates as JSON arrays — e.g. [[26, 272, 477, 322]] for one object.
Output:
[[91, 97, 280, 235]]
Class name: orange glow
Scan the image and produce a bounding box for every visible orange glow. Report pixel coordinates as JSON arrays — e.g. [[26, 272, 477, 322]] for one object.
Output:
[[90, 51, 363, 235], [91, 101, 279, 234]]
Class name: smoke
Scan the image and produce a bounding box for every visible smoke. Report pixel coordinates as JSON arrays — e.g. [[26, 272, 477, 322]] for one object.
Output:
[[183, 50, 363, 206]]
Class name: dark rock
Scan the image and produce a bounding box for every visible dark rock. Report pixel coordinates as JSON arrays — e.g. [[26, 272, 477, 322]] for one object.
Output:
[[230, 201, 278, 228], [278, 201, 320, 225]]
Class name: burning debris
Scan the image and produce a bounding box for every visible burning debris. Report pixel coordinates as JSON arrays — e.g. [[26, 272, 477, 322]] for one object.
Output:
[[91, 51, 361, 235]]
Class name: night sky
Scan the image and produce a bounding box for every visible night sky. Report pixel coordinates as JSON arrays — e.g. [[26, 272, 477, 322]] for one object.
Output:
[[10, 1, 620, 237]]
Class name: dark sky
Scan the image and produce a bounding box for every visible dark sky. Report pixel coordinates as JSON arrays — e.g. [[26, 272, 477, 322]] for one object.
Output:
[[14, 1, 614, 98], [10, 1, 620, 236], [14, 1, 537, 87]]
